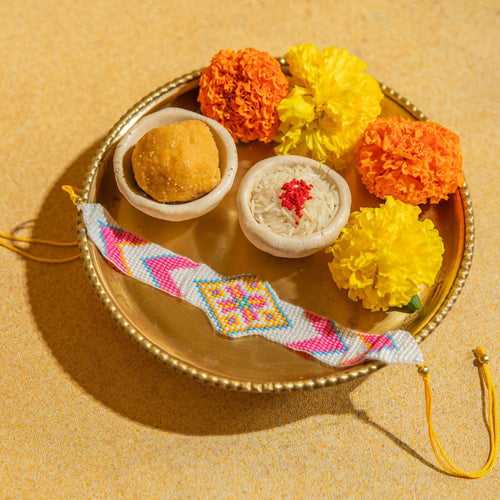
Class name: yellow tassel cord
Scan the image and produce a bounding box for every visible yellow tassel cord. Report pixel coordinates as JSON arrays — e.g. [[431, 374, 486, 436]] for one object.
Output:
[[61, 185, 81, 206], [418, 347, 498, 478], [0, 185, 81, 264]]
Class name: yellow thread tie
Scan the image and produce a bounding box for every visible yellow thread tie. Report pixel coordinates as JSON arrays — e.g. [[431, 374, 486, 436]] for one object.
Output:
[[0, 185, 81, 264], [0, 231, 77, 247], [0, 240, 80, 264], [61, 185, 82, 206], [418, 347, 498, 479]]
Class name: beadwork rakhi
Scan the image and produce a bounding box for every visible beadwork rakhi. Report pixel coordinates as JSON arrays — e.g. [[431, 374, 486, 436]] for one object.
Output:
[[81, 202, 423, 368]]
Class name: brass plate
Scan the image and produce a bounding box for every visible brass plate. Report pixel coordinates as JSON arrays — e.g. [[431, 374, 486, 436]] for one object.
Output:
[[78, 65, 474, 392]]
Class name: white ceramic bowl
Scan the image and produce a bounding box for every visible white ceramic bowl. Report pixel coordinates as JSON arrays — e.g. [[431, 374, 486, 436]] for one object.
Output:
[[237, 155, 352, 258], [113, 107, 238, 221]]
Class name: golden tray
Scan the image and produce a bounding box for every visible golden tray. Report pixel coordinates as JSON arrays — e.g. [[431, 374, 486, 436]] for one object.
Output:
[[77, 63, 474, 392]]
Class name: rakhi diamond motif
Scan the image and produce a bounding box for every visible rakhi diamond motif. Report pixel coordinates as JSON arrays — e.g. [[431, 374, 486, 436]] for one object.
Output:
[[195, 276, 290, 337], [81, 202, 423, 367]]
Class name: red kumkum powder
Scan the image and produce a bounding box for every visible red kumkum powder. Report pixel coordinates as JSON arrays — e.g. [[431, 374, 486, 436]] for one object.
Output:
[[279, 178, 313, 224]]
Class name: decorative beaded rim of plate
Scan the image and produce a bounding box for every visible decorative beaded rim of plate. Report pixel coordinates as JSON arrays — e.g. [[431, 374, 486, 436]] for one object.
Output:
[[77, 62, 475, 393]]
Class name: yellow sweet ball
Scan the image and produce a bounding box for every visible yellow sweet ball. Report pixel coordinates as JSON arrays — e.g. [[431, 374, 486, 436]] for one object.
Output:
[[132, 120, 220, 203]]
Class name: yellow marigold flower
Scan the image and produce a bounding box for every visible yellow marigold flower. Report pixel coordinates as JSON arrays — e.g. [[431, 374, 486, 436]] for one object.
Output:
[[327, 197, 444, 311], [275, 43, 383, 166]]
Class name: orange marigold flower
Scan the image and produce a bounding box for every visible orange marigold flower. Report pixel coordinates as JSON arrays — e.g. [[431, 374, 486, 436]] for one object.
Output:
[[357, 118, 464, 204], [198, 48, 289, 143]]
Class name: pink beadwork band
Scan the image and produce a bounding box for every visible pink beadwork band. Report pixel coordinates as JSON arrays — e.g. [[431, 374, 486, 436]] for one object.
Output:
[[81, 203, 423, 367]]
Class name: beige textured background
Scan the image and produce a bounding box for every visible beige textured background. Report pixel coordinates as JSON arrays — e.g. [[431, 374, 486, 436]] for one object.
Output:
[[1, 0, 499, 498]]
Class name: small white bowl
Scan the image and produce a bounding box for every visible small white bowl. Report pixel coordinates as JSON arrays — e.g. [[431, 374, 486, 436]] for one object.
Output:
[[113, 107, 238, 221], [237, 155, 352, 258]]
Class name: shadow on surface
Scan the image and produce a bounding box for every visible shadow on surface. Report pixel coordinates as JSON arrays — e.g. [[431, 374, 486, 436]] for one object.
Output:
[[25, 141, 434, 470]]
